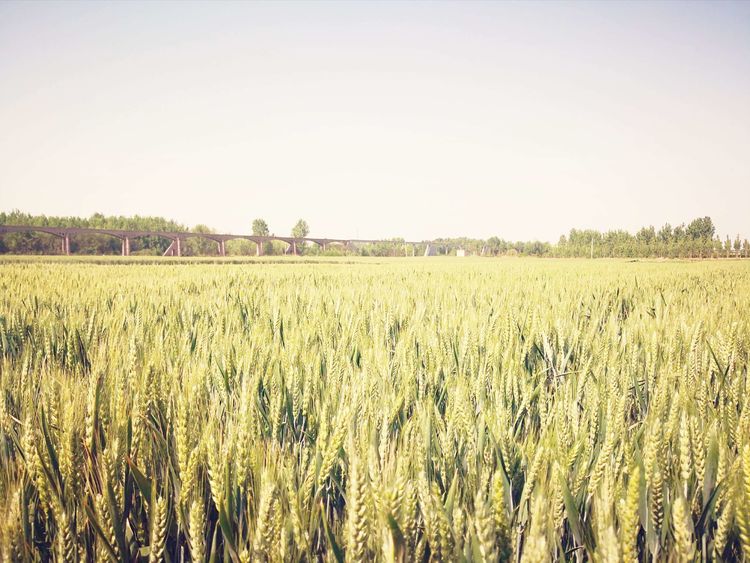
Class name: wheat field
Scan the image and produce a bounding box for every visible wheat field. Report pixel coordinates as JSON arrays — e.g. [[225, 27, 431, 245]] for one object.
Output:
[[0, 258, 749, 562]]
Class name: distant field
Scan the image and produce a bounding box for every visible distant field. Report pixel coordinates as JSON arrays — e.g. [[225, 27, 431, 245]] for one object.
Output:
[[0, 258, 748, 561]]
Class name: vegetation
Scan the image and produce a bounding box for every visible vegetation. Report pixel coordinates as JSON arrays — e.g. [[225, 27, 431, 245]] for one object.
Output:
[[557, 217, 730, 259], [252, 219, 273, 256], [0, 258, 748, 561], [0, 211, 190, 256], [252, 219, 270, 237], [292, 219, 310, 240], [1, 211, 748, 258]]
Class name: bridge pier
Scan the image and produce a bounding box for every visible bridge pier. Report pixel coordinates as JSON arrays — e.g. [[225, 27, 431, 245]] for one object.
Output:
[[256, 241, 263, 256], [61, 234, 70, 255], [292, 241, 297, 255], [162, 238, 182, 257], [121, 237, 130, 256], [217, 240, 226, 256]]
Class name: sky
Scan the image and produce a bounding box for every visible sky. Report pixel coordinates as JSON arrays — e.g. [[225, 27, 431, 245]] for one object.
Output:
[[0, 1, 748, 242]]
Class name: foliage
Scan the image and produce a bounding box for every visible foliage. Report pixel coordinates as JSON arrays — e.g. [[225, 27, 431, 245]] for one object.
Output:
[[0, 258, 749, 561], [252, 219, 270, 237], [558, 217, 725, 258], [0, 210, 189, 255], [292, 219, 310, 239], [1, 212, 748, 259]]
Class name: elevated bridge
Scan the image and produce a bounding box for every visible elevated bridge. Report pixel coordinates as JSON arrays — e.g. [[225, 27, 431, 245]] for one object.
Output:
[[0, 224, 431, 257]]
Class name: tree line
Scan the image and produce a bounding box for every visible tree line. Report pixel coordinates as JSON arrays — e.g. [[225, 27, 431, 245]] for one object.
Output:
[[0, 210, 747, 258], [439, 217, 748, 258], [557, 216, 748, 258], [0, 211, 190, 256]]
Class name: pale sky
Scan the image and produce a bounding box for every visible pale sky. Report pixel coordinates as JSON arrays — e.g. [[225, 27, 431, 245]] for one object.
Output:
[[1, 1, 748, 242]]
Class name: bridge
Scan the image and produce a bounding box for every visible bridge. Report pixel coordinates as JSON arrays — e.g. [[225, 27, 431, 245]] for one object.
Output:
[[0, 224, 434, 257]]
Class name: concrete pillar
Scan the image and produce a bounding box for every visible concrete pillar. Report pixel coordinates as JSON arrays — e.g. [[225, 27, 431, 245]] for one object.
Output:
[[176, 238, 182, 257], [63, 234, 70, 255], [122, 237, 131, 256], [216, 240, 226, 256], [292, 241, 297, 255]]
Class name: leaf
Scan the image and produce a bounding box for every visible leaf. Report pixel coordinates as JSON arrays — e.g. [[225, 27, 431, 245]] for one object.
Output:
[[105, 480, 128, 563], [208, 523, 220, 563], [40, 409, 61, 489], [321, 507, 344, 563], [216, 504, 239, 561], [37, 410, 63, 501], [706, 340, 731, 407], [695, 480, 723, 535], [126, 457, 152, 507], [561, 476, 595, 555], [384, 513, 406, 560], [444, 474, 458, 515], [85, 501, 120, 562]]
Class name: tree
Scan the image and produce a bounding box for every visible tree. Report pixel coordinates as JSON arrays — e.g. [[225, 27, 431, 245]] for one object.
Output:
[[0, 211, 188, 255], [292, 219, 309, 239], [713, 236, 722, 259], [252, 218, 269, 237], [486, 236, 504, 256], [636, 226, 655, 256], [188, 224, 217, 256], [687, 216, 715, 241], [657, 223, 673, 243]]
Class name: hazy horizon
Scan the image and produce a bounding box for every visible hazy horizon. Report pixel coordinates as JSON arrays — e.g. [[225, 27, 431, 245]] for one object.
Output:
[[1, 1, 748, 242]]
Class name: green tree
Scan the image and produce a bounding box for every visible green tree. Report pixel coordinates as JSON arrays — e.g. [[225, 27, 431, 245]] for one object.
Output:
[[252, 218, 269, 237], [0, 211, 188, 255], [657, 223, 673, 243], [292, 219, 309, 239], [687, 216, 715, 240], [187, 224, 217, 256], [636, 226, 655, 257], [486, 236, 503, 256], [713, 236, 722, 259]]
